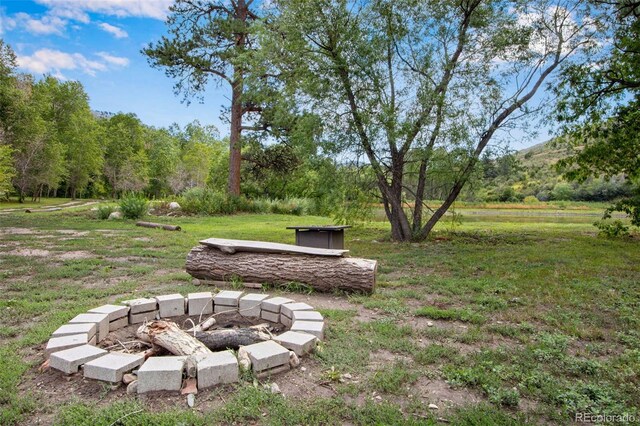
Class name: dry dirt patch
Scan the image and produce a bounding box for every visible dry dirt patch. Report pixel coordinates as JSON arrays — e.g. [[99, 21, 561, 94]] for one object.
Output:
[[55, 230, 90, 237], [5, 248, 51, 257], [0, 227, 38, 235], [57, 251, 93, 260]]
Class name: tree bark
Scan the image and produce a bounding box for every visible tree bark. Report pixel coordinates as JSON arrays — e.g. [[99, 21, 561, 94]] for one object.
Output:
[[195, 327, 272, 351], [228, 80, 243, 196], [227, 0, 248, 197], [136, 319, 272, 354], [185, 245, 377, 294], [136, 320, 212, 358]]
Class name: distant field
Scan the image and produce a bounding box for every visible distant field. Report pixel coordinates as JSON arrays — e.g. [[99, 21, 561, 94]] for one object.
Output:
[[371, 200, 620, 223]]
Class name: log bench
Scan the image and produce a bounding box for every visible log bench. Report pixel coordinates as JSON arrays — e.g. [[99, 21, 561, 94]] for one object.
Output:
[[185, 238, 377, 294]]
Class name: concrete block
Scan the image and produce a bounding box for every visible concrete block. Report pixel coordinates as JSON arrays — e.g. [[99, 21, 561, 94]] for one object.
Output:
[[239, 293, 268, 317], [137, 356, 186, 393], [129, 310, 158, 324], [89, 304, 129, 321], [281, 302, 314, 327], [49, 344, 107, 374], [256, 363, 290, 379], [69, 313, 109, 342], [291, 321, 325, 340], [243, 340, 290, 372], [188, 292, 213, 316], [197, 350, 239, 389], [45, 334, 92, 357], [281, 315, 293, 328], [261, 297, 293, 313], [214, 305, 237, 314], [84, 352, 145, 383], [261, 310, 280, 323], [214, 290, 243, 307], [291, 310, 324, 322], [52, 323, 96, 340], [155, 294, 185, 318], [122, 298, 157, 314], [109, 316, 129, 331], [274, 331, 317, 356], [280, 302, 313, 319]]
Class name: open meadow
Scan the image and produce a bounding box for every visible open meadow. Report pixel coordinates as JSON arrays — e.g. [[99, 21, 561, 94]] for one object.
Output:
[[0, 202, 638, 425]]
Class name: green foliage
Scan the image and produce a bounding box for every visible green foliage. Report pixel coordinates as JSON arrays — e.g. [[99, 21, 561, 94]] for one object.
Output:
[[95, 205, 115, 220], [594, 220, 630, 238], [179, 187, 314, 216], [0, 145, 15, 199], [554, 1, 640, 230], [118, 193, 148, 219], [180, 187, 254, 215]]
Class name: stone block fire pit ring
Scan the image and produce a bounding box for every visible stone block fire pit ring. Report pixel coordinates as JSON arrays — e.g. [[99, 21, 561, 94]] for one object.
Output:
[[45, 291, 325, 394]]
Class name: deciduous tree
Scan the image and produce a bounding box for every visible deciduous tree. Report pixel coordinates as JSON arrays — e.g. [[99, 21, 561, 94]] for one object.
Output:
[[266, 0, 598, 240]]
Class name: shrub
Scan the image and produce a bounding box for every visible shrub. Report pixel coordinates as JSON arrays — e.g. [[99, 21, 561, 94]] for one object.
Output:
[[523, 195, 539, 204], [180, 187, 312, 216], [96, 205, 115, 220], [594, 220, 630, 238], [118, 193, 148, 219], [180, 188, 228, 215]]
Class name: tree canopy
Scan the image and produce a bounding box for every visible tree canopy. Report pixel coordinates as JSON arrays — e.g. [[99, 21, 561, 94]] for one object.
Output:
[[555, 0, 640, 226]]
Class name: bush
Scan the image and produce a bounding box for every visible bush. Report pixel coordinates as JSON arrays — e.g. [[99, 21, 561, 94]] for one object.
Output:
[[96, 205, 115, 220], [551, 182, 575, 201], [180, 187, 312, 216], [523, 195, 539, 204], [118, 193, 148, 219], [594, 220, 630, 238]]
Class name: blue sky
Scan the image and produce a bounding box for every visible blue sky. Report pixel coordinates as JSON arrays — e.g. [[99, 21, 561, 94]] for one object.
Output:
[[0, 0, 226, 133]]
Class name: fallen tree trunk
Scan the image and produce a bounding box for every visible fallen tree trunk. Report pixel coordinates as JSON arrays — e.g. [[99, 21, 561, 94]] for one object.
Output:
[[185, 245, 377, 294], [136, 221, 181, 231]]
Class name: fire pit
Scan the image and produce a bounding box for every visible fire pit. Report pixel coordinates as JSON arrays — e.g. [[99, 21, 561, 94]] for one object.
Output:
[[45, 291, 325, 393]]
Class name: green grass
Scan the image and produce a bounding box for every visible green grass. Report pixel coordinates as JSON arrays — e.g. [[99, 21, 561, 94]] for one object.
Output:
[[0, 197, 75, 209], [0, 205, 638, 424]]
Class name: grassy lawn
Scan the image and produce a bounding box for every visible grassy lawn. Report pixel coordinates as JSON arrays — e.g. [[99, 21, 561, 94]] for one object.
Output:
[[0, 206, 638, 425], [0, 197, 76, 210]]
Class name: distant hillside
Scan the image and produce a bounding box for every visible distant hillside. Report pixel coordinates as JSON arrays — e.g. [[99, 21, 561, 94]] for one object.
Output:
[[516, 139, 570, 168], [472, 139, 632, 202]]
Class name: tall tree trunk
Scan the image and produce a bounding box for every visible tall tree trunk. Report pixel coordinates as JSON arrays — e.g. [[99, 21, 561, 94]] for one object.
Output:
[[228, 80, 242, 196], [227, 0, 248, 197]]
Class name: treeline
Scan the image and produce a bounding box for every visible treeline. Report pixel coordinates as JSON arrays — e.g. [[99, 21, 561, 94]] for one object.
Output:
[[0, 40, 358, 212]]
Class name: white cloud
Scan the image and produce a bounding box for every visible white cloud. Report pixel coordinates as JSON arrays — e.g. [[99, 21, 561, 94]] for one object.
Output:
[[17, 48, 129, 77], [50, 7, 90, 24], [99, 22, 128, 38], [96, 52, 130, 67], [35, 0, 173, 20], [7, 12, 67, 35]]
